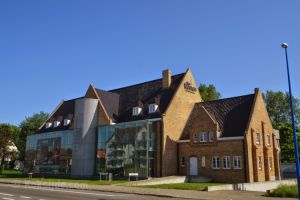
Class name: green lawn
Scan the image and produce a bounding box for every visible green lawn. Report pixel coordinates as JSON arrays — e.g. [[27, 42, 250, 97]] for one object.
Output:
[[140, 182, 224, 191], [0, 170, 126, 185], [267, 184, 298, 198]]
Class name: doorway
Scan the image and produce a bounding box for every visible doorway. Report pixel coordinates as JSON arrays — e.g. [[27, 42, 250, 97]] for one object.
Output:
[[189, 157, 198, 176]]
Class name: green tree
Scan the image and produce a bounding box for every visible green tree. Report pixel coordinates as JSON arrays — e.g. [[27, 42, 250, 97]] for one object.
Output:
[[198, 83, 221, 101], [0, 124, 14, 174], [263, 90, 300, 163], [263, 90, 300, 126], [18, 112, 48, 162], [275, 122, 297, 163]]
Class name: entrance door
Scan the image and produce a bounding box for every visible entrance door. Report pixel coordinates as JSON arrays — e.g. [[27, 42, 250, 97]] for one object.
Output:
[[189, 157, 198, 176]]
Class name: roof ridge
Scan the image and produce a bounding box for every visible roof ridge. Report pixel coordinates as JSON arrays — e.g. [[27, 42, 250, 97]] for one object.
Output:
[[95, 88, 119, 95], [108, 73, 185, 92], [197, 93, 254, 104], [63, 96, 85, 102]]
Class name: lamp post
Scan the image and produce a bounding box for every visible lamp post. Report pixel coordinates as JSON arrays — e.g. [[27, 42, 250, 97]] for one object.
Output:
[[281, 42, 300, 197]]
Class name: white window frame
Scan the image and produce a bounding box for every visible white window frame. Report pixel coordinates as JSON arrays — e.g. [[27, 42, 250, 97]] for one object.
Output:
[[45, 122, 52, 129], [223, 156, 231, 169], [258, 156, 262, 170], [53, 121, 61, 128], [267, 135, 271, 146], [233, 156, 242, 169], [256, 133, 260, 144], [64, 119, 71, 126], [209, 132, 214, 142], [212, 156, 220, 169], [269, 157, 273, 170], [201, 156, 205, 167], [132, 107, 142, 116], [148, 104, 158, 113], [200, 132, 207, 143]]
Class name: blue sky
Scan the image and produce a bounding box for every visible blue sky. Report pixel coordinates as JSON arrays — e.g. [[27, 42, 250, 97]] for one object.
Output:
[[0, 1, 299, 125]]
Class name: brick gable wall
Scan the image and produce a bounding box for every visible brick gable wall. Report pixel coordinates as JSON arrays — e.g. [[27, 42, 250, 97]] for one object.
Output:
[[161, 69, 202, 176], [244, 90, 281, 182]]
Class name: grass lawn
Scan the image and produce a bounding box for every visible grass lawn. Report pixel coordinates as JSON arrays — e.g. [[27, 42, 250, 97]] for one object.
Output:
[[140, 182, 224, 191], [0, 170, 126, 185], [267, 184, 298, 198]]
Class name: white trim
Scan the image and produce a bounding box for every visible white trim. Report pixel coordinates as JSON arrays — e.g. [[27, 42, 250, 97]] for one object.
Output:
[[218, 136, 244, 141], [38, 100, 64, 130], [148, 104, 159, 113], [177, 140, 190, 143], [233, 156, 242, 169], [132, 107, 142, 116]]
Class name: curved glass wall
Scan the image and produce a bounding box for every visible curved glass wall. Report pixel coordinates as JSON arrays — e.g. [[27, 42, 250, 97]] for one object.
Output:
[[97, 120, 159, 178], [25, 130, 73, 174]]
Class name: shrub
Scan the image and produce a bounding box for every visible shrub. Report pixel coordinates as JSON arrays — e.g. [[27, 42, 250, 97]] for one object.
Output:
[[268, 184, 298, 198]]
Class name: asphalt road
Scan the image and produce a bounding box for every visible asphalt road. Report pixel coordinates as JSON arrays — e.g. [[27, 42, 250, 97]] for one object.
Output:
[[0, 183, 183, 200]]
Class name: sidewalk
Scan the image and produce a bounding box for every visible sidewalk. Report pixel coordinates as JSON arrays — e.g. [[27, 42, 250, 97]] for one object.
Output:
[[0, 179, 291, 200]]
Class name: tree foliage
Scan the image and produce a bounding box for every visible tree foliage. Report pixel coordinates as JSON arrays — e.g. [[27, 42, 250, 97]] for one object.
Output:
[[0, 124, 15, 173], [198, 83, 221, 101], [263, 91, 300, 127], [263, 90, 300, 163], [275, 122, 298, 163], [18, 112, 48, 161]]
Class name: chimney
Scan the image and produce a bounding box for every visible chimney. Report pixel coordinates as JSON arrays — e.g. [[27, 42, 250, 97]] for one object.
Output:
[[162, 69, 172, 88]]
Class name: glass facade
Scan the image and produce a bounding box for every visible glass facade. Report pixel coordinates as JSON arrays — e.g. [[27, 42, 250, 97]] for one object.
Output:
[[97, 120, 160, 178], [25, 130, 73, 174]]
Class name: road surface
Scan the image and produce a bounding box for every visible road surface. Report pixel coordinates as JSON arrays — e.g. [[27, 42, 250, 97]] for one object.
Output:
[[0, 183, 184, 200]]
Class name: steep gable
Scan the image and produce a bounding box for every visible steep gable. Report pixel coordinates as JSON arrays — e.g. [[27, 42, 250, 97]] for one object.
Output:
[[96, 72, 185, 123], [181, 93, 255, 139], [37, 97, 81, 133]]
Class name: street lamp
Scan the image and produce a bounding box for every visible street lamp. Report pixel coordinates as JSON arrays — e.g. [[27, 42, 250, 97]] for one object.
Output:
[[281, 42, 300, 198]]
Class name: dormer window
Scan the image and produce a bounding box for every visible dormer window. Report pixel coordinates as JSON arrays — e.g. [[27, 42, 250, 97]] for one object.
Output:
[[64, 119, 71, 126], [45, 122, 52, 129], [148, 104, 158, 113], [53, 121, 61, 128], [132, 107, 142, 116]]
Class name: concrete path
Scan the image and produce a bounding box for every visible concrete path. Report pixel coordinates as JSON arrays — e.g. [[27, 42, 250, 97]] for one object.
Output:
[[0, 179, 293, 200]]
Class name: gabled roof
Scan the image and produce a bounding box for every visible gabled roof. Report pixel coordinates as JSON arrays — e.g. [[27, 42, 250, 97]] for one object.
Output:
[[96, 73, 185, 123], [37, 97, 82, 133], [95, 89, 120, 120], [181, 94, 255, 139], [37, 71, 186, 133]]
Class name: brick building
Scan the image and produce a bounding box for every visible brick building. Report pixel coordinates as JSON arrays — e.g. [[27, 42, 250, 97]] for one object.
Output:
[[25, 69, 280, 183]]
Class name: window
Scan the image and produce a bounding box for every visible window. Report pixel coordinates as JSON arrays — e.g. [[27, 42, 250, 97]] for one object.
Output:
[[201, 156, 206, 167], [267, 135, 271, 146], [64, 119, 71, 126], [181, 156, 186, 167], [54, 121, 61, 128], [223, 156, 231, 169], [45, 122, 52, 129], [269, 157, 273, 170], [148, 104, 158, 113], [194, 133, 198, 143], [258, 156, 262, 170], [233, 156, 242, 169], [256, 133, 260, 144], [208, 132, 215, 142], [36, 137, 61, 165], [132, 107, 142, 116], [212, 156, 220, 169], [200, 132, 207, 142]]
